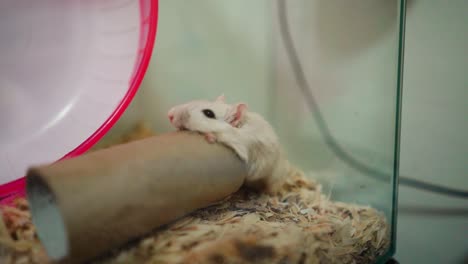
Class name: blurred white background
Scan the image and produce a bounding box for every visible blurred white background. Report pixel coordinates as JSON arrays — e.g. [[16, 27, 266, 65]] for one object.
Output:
[[105, 1, 467, 263]]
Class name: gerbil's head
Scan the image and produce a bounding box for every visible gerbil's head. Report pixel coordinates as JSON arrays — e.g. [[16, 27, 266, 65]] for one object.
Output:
[[167, 95, 248, 133]]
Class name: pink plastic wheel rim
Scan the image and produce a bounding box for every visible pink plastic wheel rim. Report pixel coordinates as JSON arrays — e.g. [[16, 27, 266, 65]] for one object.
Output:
[[0, 0, 158, 203]]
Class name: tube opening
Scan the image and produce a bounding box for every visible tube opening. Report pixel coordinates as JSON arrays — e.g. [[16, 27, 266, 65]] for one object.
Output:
[[26, 170, 69, 261]]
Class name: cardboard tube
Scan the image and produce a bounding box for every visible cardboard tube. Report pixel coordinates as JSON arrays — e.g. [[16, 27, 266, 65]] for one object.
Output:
[[25, 132, 247, 263]]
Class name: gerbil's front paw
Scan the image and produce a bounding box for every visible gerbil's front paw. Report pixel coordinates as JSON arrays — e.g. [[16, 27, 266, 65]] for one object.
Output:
[[204, 132, 217, 143]]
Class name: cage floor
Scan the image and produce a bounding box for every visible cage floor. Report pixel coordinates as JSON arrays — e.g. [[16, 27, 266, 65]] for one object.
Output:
[[0, 123, 390, 264]]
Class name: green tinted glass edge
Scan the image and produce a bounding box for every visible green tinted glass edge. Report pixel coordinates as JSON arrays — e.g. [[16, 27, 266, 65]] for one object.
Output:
[[376, 0, 406, 263]]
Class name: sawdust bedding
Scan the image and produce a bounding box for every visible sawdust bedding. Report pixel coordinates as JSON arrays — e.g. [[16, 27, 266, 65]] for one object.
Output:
[[0, 122, 390, 264]]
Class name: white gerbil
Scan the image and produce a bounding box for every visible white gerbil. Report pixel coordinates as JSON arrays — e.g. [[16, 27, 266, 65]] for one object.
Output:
[[167, 95, 299, 193]]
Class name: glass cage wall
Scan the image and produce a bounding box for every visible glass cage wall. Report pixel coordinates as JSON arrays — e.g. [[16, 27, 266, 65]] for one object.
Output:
[[100, 0, 405, 262]]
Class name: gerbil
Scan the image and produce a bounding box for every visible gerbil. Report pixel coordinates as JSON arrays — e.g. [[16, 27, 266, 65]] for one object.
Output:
[[167, 95, 300, 193]]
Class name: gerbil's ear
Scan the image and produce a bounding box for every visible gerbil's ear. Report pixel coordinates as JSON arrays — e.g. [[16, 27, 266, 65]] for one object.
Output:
[[228, 103, 248, 127], [215, 94, 226, 103]]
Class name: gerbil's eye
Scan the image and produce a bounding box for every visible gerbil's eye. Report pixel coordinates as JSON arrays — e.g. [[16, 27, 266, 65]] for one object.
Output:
[[202, 109, 216, 119]]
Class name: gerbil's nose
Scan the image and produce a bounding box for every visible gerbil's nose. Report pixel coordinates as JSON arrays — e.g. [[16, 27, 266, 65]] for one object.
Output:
[[168, 113, 174, 122]]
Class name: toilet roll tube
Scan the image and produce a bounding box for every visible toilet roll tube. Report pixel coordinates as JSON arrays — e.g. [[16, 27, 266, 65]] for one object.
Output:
[[25, 132, 247, 263]]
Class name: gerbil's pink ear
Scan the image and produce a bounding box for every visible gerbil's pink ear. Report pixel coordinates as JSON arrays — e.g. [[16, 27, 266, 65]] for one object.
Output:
[[215, 94, 226, 102], [229, 103, 248, 127]]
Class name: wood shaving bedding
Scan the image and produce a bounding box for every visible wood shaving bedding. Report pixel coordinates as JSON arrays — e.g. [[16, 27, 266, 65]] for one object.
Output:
[[0, 122, 390, 264]]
